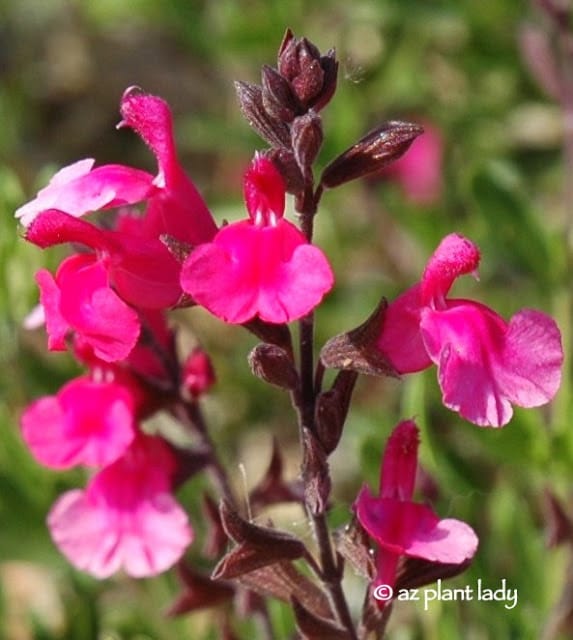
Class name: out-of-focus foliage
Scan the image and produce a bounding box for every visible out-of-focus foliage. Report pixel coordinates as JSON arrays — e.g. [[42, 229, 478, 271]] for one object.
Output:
[[1, 0, 572, 638]]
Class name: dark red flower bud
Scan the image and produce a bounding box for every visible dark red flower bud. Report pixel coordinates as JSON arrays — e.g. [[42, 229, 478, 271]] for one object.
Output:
[[291, 111, 323, 172], [277, 28, 338, 111], [320, 121, 424, 189], [234, 80, 291, 148], [167, 563, 234, 616], [543, 488, 573, 548], [249, 439, 304, 512], [248, 343, 298, 390], [261, 65, 301, 123], [211, 500, 308, 580], [266, 147, 305, 194], [236, 561, 331, 620]]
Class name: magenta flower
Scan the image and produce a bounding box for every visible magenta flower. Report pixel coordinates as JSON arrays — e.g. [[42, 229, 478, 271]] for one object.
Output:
[[36, 253, 140, 362], [16, 88, 217, 247], [20, 370, 141, 469], [354, 420, 478, 603], [27, 208, 182, 309], [377, 233, 563, 427], [118, 87, 218, 246], [180, 154, 334, 324], [48, 434, 193, 578]]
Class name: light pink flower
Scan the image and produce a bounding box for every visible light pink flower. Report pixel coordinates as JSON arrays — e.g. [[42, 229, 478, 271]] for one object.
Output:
[[21, 371, 139, 469], [180, 155, 334, 324], [36, 253, 140, 362], [14, 159, 155, 228], [377, 233, 563, 427], [48, 435, 193, 578], [354, 420, 478, 603]]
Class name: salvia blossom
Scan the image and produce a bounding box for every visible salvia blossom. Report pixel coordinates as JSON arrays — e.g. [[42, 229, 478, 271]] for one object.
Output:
[[35, 253, 141, 362], [16, 87, 217, 246], [17, 88, 219, 360], [354, 420, 478, 605], [377, 233, 563, 427], [48, 434, 193, 578], [180, 154, 334, 324], [21, 369, 140, 469]]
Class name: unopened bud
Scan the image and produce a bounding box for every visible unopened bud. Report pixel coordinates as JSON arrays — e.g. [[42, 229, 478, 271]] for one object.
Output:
[[267, 148, 305, 194], [234, 80, 291, 148], [277, 29, 338, 111], [248, 343, 298, 390], [291, 111, 323, 171], [261, 65, 301, 123], [320, 121, 424, 189], [181, 347, 215, 398]]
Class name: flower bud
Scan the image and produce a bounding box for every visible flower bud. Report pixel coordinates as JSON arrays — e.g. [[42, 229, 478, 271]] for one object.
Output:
[[266, 148, 305, 194], [248, 343, 298, 390], [234, 80, 291, 148], [320, 121, 424, 189], [181, 347, 215, 399], [291, 111, 323, 172], [261, 65, 301, 123], [277, 29, 338, 111]]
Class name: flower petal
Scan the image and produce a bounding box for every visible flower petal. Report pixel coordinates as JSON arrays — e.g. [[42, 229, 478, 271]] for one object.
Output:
[[356, 488, 477, 564], [181, 219, 333, 324], [421, 301, 511, 426], [496, 308, 563, 408], [420, 233, 480, 304], [48, 437, 193, 578], [379, 420, 419, 500], [376, 284, 432, 373], [21, 376, 136, 469], [16, 160, 154, 227], [421, 301, 563, 427]]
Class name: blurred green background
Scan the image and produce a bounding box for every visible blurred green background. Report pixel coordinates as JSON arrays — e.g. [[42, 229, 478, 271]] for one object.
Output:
[[1, 0, 572, 638]]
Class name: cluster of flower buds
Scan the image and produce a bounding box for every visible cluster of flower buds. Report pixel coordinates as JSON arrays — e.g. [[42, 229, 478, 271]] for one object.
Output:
[[235, 29, 336, 189]]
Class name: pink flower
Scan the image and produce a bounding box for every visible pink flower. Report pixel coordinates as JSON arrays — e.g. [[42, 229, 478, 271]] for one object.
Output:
[[377, 233, 563, 427], [383, 122, 443, 205], [180, 155, 334, 324], [16, 88, 217, 247], [21, 370, 140, 469], [14, 158, 155, 228], [118, 87, 217, 246], [27, 208, 182, 309], [354, 420, 478, 604], [36, 252, 140, 362], [48, 434, 193, 578]]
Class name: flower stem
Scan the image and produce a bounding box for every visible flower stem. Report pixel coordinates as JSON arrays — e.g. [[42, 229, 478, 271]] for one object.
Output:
[[294, 178, 357, 638]]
